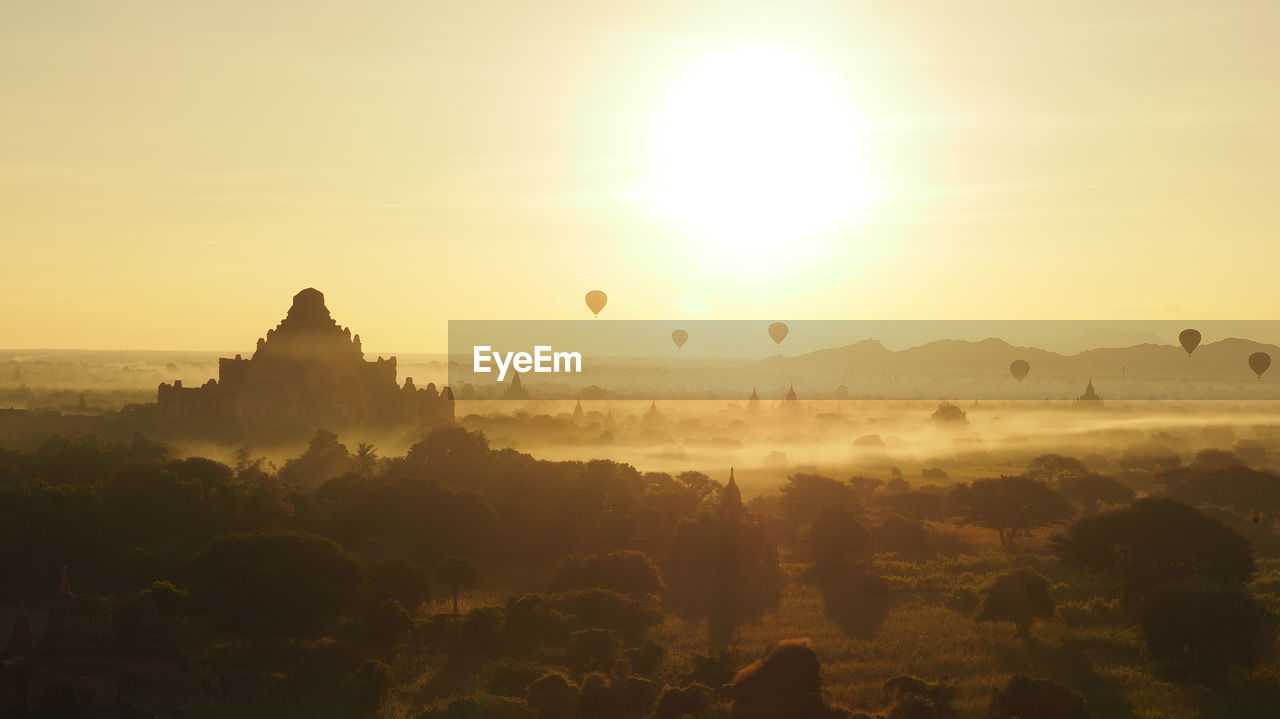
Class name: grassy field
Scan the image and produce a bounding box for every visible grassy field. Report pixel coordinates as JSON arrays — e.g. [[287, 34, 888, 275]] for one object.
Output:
[[648, 540, 1280, 718]]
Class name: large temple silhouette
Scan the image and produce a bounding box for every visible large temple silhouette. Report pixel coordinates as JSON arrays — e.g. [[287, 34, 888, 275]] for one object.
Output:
[[157, 288, 453, 436]]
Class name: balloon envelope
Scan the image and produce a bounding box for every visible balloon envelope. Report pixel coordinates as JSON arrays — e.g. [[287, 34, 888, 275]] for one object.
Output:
[[768, 322, 789, 346], [1179, 329, 1201, 356], [1250, 351, 1271, 378], [671, 329, 688, 349], [1009, 360, 1030, 382], [584, 290, 607, 316]]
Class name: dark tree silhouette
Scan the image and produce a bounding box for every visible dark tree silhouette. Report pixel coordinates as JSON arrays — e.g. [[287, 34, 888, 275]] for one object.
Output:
[[352, 442, 378, 476], [1050, 498, 1254, 602], [549, 550, 665, 598], [728, 638, 847, 719], [1025, 454, 1090, 484], [665, 481, 781, 647], [1162, 465, 1280, 522], [872, 489, 947, 521], [975, 568, 1055, 640], [435, 556, 480, 616], [872, 514, 930, 555], [1140, 581, 1272, 683], [277, 428, 352, 486], [948, 476, 1075, 550], [1119, 440, 1180, 473], [881, 674, 956, 718], [188, 531, 363, 638], [988, 675, 1094, 719], [1056, 473, 1134, 517], [526, 671, 576, 719], [778, 473, 865, 541], [810, 504, 870, 575], [369, 558, 431, 610], [930, 402, 967, 427], [1189, 447, 1244, 472]]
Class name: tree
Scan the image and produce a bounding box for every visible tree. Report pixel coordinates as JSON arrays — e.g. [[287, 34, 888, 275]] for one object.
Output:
[[1056, 473, 1134, 517], [873, 490, 947, 521], [810, 504, 870, 575], [330, 478, 498, 566], [352, 442, 379, 476], [188, 531, 363, 638], [728, 638, 847, 719], [665, 483, 781, 647], [1025, 454, 1090, 485], [277, 428, 352, 486], [778, 473, 864, 540], [1050, 498, 1254, 602], [930, 402, 967, 427], [548, 588, 664, 645], [549, 550, 666, 598], [872, 514, 930, 555], [526, 671, 577, 719], [1189, 448, 1243, 472], [435, 556, 480, 616], [882, 675, 956, 719], [948, 476, 1074, 550], [988, 675, 1093, 719], [1161, 465, 1280, 522], [1119, 440, 1180, 473], [975, 568, 1055, 640], [1232, 439, 1268, 466], [1139, 581, 1272, 683], [369, 558, 431, 610]]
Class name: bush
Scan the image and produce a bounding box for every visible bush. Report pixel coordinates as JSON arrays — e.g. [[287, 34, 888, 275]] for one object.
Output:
[[363, 598, 413, 647], [566, 628, 622, 672], [975, 568, 1055, 640], [988, 675, 1093, 719], [525, 671, 576, 719], [729, 638, 845, 718], [549, 588, 663, 644], [370, 558, 432, 610], [654, 683, 717, 719]]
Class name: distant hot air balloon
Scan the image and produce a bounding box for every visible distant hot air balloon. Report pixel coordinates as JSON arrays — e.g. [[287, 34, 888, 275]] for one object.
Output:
[[768, 322, 789, 347], [671, 329, 688, 349], [1179, 329, 1201, 356], [1249, 352, 1271, 378], [584, 290, 607, 317], [1009, 360, 1030, 382]]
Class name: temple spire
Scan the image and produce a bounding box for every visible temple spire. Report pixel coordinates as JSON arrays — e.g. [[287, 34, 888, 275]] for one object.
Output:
[[718, 468, 744, 519]]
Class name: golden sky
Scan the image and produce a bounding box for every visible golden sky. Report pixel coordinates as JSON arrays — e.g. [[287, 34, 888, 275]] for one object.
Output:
[[3, 1, 1279, 351]]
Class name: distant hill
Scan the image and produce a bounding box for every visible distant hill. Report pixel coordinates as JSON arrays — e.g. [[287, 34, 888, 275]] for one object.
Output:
[[760, 337, 1280, 381]]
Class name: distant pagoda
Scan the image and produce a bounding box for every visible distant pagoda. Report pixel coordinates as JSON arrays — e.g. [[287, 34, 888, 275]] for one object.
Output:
[[502, 371, 530, 400], [1073, 379, 1104, 408]]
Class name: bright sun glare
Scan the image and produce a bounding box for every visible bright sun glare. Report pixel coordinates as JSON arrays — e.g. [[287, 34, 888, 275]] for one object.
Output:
[[647, 42, 877, 269]]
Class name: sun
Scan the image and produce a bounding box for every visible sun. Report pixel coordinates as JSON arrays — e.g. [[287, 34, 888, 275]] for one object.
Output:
[[645, 41, 878, 269]]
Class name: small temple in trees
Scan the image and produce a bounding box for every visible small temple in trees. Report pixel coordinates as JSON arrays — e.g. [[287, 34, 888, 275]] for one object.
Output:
[[157, 288, 453, 436], [1, 570, 130, 717]]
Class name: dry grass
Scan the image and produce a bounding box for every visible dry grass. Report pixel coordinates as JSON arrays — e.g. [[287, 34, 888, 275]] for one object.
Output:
[[653, 553, 1280, 718]]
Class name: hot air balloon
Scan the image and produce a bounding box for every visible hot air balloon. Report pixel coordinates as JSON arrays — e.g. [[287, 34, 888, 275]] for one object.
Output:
[[1249, 351, 1271, 378], [768, 322, 789, 346], [671, 329, 688, 349], [1009, 360, 1030, 382], [584, 290, 607, 317], [1179, 329, 1201, 356]]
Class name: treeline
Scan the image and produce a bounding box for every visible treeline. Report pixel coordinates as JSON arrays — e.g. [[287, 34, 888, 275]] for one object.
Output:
[[1, 428, 1278, 717]]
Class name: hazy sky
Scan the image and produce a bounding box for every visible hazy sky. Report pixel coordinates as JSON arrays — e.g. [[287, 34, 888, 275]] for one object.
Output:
[[4, 1, 1279, 352]]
